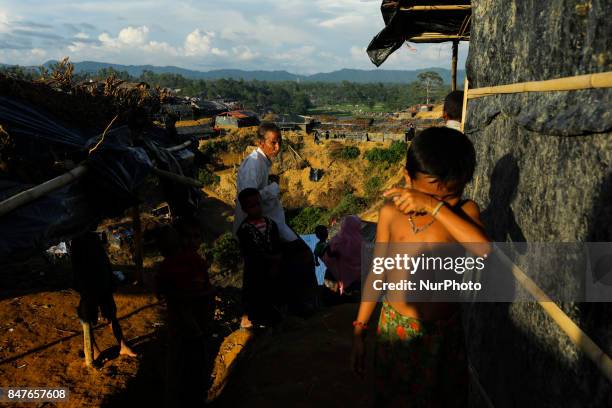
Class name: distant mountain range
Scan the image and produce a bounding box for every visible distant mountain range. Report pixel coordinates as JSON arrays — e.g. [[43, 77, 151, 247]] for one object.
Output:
[[4, 60, 466, 84]]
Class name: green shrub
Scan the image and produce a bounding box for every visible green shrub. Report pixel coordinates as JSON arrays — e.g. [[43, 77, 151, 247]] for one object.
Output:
[[198, 168, 220, 186], [199, 140, 229, 163], [288, 207, 328, 235], [364, 176, 383, 199], [364, 141, 407, 166], [326, 193, 367, 223], [331, 145, 360, 160], [211, 232, 241, 271]]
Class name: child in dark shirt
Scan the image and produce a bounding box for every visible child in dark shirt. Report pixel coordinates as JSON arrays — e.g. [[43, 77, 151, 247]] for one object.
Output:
[[236, 187, 282, 328]]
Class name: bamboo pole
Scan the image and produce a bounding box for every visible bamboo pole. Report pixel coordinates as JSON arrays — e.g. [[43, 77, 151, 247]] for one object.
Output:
[[409, 35, 469, 42], [495, 248, 612, 383], [451, 40, 459, 91], [467, 71, 612, 99], [166, 140, 192, 152], [400, 5, 472, 11], [461, 78, 469, 132], [82, 322, 93, 367], [151, 167, 203, 188], [0, 164, 88, 218], [132, 205, 143, 284]]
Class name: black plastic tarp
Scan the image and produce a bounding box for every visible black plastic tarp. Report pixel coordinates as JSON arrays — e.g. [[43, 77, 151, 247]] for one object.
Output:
[[367, 0, 471, 66], [0, 95, 197, 259]]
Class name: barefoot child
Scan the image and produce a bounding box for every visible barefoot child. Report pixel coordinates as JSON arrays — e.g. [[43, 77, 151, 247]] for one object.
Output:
[[351, 127, 490, 406], [71, 231, 136, 366], [236, 187, 283, 328]]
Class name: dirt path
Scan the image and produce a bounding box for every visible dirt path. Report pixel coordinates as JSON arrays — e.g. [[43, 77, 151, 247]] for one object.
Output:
[[212, 303, 375, 408]]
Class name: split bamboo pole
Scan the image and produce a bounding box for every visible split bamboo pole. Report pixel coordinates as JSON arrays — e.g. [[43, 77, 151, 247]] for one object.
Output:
[[132, 205, 143, 284], [400, 5, 472, 11], [82, 322, 93, 367], [460, 78, 469, 132], [166, 140, 192, 152], [151, 167, 203, 188], [467, 71, 612, 99], [495, 248, 612, 383], [0, 164, 88, 218]]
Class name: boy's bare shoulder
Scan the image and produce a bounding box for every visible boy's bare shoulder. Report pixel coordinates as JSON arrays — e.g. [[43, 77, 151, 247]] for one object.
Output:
[[379, 202, 402, 223]]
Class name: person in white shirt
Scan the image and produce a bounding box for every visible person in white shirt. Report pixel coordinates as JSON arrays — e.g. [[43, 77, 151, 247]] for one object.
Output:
[[443, 90, 464, 131], [233, 122, 298, 242]]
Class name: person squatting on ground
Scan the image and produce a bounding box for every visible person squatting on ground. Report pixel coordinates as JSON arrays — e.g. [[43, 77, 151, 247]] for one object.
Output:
[[236, 188, 283, 328], [351, 127, 490, 406], [155, 218, 214, 406], [71, 231, 137, 367], [322, 215, 363, 296]]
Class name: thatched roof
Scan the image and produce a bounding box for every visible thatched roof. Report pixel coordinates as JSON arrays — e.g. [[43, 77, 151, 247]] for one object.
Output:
[[367, 0, 471, 66]]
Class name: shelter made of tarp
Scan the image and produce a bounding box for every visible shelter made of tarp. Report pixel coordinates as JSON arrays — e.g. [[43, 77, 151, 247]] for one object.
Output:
[[0, 95, 200, 259], [368, 0, 471, 66]]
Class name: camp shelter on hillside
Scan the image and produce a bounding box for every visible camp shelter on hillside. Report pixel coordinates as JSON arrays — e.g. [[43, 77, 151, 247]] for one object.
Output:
[[275, 113, 316, 133], [197, 100, 229, 117], [176, 123, 219, 140], [368, 0, 471, 90], [214, 110, 260, 129], [0, 74, 204, 259]]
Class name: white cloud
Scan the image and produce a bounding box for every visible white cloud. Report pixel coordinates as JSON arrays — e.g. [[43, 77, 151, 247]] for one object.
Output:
[[0, 1, 467, 73], [117, 25, 149, 45], [319, 15, 365, 29], [232, 46, 259, 61], [184, 29, 227, 57]]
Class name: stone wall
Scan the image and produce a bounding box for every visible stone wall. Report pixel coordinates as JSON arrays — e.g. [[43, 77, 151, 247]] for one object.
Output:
[[462, 1, 611, 406]]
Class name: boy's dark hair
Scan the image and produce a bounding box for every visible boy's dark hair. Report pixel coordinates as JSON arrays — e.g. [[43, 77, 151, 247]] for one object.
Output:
[[406, 127, 475, 194], [257, 122, 281, 141], [238, 187, 260, 207], [314, 225, 328, 240], [443, 91, 464, 121]]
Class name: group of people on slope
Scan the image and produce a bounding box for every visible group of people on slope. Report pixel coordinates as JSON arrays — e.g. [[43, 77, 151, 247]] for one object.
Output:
[[232, 90, 490, 406]]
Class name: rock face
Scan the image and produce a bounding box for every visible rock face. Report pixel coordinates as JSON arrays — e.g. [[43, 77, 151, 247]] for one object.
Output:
[[463, 1, 612, 406]]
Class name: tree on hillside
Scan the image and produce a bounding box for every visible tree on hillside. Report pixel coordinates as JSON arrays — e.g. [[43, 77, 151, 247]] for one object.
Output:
[[417, 71, 443, 104]]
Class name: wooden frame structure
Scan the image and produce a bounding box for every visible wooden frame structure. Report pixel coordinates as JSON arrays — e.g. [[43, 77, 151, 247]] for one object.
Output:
[[397, 2, 471, 90]]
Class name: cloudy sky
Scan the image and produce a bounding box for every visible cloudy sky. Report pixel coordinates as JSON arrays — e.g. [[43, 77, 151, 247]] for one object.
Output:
[[0, 0, 468, 74]]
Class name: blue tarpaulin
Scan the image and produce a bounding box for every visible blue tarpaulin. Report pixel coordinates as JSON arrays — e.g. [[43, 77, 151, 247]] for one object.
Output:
[[300, 234, 326, 285]]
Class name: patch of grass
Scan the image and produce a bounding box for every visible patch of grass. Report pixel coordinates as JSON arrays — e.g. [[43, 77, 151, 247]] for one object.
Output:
[[330, 145, 360, 160], [364, 141, 407, 168], [326, 193, 367, 223], [210, 232, 241, 272], [198, 168, 220, 186], [287, 193, 366, 234], [199, 140, 229, 163], [288, 207, 328, 235], [364, 176, 384, 200]]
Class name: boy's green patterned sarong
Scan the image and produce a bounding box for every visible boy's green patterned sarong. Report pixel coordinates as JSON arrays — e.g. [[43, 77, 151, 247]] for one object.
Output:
[[374, 302, 468, 407]]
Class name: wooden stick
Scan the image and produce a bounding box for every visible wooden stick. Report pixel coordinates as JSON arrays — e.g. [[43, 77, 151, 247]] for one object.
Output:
[[495, 248, 612, 383], [461, 78, 469, 132], [400, 5, 471, 11], [467, 71, 612, 99], [451, 40, 459, 91], [0, 164, 88, 218], [82, 321, 93, 367], [132, 205, 143, 284], [166, 140, 192, 152], [151, 167, 203, 188], [409, 34, 469, 42]]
